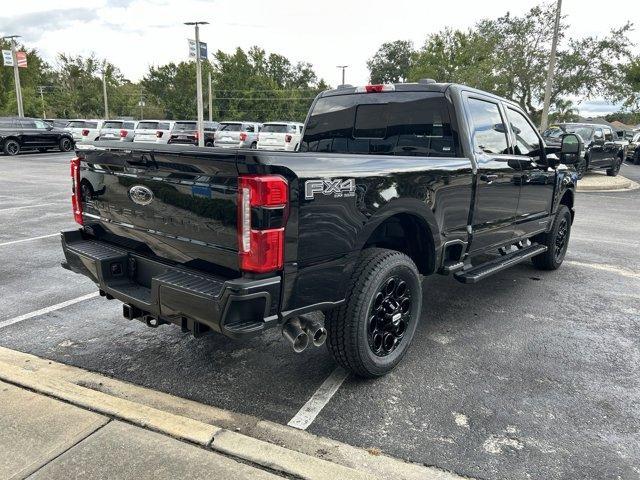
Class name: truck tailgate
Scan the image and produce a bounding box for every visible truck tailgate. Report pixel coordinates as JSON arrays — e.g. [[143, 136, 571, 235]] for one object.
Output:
[[77, 144, 239, 272]]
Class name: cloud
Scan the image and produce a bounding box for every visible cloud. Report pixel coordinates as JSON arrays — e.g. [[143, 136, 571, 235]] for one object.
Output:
[[0, 9, 99, 42]]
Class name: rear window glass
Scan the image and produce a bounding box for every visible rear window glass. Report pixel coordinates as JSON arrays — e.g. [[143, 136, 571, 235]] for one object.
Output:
[[102, 121, 123, 129], [300, 92, 458, 157], [0, 119, 15, 128], [174, 121, 196, 130], [262, 124, 289, 133], [85, 122, 98, 129], [204, 122, 219, 131], [137, 121, 159, 130], [67, 121, 85, 128], [158, 122, 170, 130], [219, 123, 242, 132]]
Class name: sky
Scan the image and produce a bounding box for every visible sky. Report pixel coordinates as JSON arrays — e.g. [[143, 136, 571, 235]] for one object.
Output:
[[1, 0, 638, 117]]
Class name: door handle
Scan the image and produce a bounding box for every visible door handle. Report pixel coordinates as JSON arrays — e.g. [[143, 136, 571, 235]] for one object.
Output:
[[480, 174, 499, 183]]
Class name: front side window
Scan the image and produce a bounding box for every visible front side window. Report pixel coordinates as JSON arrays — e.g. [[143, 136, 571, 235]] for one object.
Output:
[[603, 128, 613, 141], [467, 98, 509, 155], [506, 107, 541, 156], [20, 119, 37, 129]]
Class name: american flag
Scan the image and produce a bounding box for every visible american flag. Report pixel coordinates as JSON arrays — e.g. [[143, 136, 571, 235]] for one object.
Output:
[[16, 51, 27, 68]]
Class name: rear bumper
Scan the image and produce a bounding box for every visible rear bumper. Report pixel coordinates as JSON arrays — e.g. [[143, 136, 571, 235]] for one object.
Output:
[[60, 229, 281, 339]]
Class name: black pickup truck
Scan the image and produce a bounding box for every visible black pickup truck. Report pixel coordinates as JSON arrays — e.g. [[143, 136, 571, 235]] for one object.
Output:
[[61, 81, 582, 377]]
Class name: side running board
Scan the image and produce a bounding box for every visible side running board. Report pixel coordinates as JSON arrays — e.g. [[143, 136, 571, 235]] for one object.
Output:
[[454, 244, 547, 284]]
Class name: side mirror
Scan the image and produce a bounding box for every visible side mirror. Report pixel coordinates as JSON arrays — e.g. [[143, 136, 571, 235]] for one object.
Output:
[[559, 133, 583, 165]]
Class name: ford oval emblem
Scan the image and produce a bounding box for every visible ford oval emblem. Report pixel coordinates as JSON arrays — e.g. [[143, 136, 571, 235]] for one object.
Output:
[[128, 185, 154, 206]]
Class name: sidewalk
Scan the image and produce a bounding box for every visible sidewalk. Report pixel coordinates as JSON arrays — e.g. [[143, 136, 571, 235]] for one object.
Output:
[[576, 171, 639, 192], [0, 382, 275, 479], [0, 347, 463, 480]]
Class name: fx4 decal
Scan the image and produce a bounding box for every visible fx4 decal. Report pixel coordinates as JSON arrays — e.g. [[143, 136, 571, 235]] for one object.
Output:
[[305, 178, 356, 200]]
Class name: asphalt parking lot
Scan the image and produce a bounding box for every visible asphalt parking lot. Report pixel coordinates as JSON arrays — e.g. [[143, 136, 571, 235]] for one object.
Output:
[[0, 151, 638, 480]]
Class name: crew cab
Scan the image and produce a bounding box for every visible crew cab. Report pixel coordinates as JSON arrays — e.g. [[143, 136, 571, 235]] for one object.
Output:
[[61, 82, 581, 377], [0, 117, 74, 155], [257, 122, 304, 151], [542, 123, 624, 178]]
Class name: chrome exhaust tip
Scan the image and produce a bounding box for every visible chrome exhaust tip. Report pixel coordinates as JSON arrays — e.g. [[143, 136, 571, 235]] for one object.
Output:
[[299, 314, 327, 347], [282, 318, 310, 353]]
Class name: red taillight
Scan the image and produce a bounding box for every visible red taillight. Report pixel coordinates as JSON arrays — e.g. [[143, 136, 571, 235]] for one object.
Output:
[[119, 129, 128, 138], [194, 130, 199, 140], [237, 175, 288, 273], [285, 134, 292, 143], [239, 132, 248, 142], [82, 129, 89, 136], [156, 130, 163, 138], [70, 157, 83, 225]]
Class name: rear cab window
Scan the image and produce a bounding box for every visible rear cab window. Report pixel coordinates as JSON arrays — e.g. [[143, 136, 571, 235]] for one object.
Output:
[[300, 91, 459, 157]]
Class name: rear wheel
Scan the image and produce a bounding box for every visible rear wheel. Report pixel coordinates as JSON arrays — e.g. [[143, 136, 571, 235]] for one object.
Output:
[[205, 141, 213, 147], [3, 139, 20, 156], [531, 205, 571, 270], [325, 248, 422, 378], [250, 141, 257, 149], [59, 137, 73, 152], [606, 156, 622, 177]]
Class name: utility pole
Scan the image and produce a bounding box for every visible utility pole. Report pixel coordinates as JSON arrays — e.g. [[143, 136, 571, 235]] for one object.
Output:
[[336, 65, 349, 86], [2, 35, 24, 117], [208, 71, 213, 122], [540, 0, 562, 132], [185, 21, 208, 147], [102, 69, 109, 119], [138, 86, 145, 120], [37, 86, 46, 118]]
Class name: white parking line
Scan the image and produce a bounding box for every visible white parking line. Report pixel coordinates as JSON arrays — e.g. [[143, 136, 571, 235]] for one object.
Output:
[[0, 202, 59, 213], [0, 292, 99, 330], [0, 233, 58, 247], [287, 367, 349, 430]]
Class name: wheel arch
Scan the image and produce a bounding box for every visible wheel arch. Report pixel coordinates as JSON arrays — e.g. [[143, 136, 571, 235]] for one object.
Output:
[[356, 207, 440, 275]]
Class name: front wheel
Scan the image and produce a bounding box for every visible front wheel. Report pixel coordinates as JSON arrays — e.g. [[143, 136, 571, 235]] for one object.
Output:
[[606, 157, 622, 177], [3, 139, 20, 156], [325, 248, 422, 378], [59, 137, 73, 152], [531, 205, 572, 270]]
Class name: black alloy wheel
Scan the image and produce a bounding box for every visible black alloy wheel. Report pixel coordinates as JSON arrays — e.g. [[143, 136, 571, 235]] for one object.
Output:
[[59, 137, 73, 152], [3, 140, 20, 156], [368, 275, 413, 357], [554, 216, 569, 263]]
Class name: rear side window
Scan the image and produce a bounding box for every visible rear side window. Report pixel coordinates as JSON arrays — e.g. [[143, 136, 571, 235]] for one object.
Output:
[[467, 98, 509, 155], [0, 119, 15, 128], [506, 108, 541, 156], [245, 124, 255, 132], [19, 119, 37, 128], [300, 92, 458, 157]]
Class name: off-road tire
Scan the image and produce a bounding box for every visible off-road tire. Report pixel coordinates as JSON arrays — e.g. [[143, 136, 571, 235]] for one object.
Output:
[[325, 248, 422, 378], [250, 142, 257, 149], [3, 139, 20, 156], [531, 205, 572, 270], [606, 156, 622, 177]]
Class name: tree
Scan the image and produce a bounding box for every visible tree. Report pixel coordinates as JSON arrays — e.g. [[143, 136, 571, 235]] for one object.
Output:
[[549, 98, 578, 123], [373, 2, 636, 124], [367, 40, 415, 84]]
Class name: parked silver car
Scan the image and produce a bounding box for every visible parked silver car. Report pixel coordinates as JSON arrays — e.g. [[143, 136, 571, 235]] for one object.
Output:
[[214, 121, 262, 149], [65, 119, 104, 143], [98, 120, 137, 142], [133, 120, 174, 144]]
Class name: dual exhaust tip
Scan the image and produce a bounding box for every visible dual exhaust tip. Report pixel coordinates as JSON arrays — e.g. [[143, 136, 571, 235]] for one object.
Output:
[[282, 315, 327, 353]]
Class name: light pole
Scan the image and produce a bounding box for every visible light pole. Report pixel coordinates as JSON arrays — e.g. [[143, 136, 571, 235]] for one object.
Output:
[[540, 0, 562, 132], [208, 71, 213, 122], [2, 35, 24, 117], [37, 86, 46, 118], [185, 21, 208, 147], [102, 68, 109, 119], [336, 65, 349, 86]]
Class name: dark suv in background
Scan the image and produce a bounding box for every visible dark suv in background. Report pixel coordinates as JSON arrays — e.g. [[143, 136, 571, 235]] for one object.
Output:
[[542, 123, 624, 178], [0, 117, 74, 156], [167, 121, 220, 146]]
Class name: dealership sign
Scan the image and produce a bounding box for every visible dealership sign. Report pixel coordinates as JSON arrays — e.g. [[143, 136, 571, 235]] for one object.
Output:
[[188, 39, 207, 59], [2, 50, 27, 68]]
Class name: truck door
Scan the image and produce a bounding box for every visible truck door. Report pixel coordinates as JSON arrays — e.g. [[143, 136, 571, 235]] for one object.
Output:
[[464, 94, 521, 253], [504, 105, 555, 239], [590, 127, 605, 167]]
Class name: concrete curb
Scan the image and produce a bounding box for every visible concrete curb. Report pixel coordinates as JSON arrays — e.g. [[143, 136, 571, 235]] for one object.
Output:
[[0, 347, 464, 480], [576, 173, 639, 192]]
